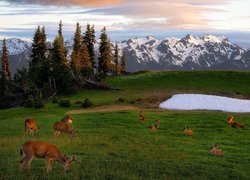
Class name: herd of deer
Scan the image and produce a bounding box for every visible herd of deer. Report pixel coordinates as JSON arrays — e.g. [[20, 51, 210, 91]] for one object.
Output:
[[20, 116, 78, 173], [138, 112, 245, 157], [18, 112, 245, 173]]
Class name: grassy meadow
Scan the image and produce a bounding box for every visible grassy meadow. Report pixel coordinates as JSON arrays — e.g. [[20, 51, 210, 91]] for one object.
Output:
[[0, 71, 250, 179]]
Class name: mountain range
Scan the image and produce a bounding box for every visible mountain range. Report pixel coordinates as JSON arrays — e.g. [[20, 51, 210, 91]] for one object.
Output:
[[1, 34, 250, 74]]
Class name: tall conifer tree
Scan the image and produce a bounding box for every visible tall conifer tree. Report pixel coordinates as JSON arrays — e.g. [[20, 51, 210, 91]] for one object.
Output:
[[114, 43, 119, 75], [1, 38, 11, 80], [51, 23, 73, 93], [98, 27, 112, 77], [84, 24, 96, 69], [120, 50, 126, 74], [29, 26, 48, 88]]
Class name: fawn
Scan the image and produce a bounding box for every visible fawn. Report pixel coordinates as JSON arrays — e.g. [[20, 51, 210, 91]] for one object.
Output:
[[24, 118, 39, 136], [148, 120, 160, 131], [183, 127, 193, 136], [53, 121, 77, 138], [227, 115, 244, 129], [209, 144, 223, 157]]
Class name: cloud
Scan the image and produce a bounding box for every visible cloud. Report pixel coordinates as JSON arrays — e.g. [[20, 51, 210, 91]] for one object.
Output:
[[5, 0, 121, 7]]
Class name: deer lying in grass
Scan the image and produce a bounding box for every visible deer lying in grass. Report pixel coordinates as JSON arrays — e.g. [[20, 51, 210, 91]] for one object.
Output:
[[61, 116, 73, 124], [19, 141, 77, 173], [183, 127, 193, 136], [227, 115, 244, 129], [24, 118, 39, 136], [209, 144, 223, 157], [53, 121, 77, 138], [138, 111, 145, 122], [148, 120, 160, 131]]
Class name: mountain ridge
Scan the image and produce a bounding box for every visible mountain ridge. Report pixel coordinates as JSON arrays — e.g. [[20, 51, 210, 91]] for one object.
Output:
[[1, 34, 250, 73]]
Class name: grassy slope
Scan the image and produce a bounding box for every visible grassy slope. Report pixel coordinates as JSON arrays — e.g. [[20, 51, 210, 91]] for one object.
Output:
[[0, 71, 250, 179]]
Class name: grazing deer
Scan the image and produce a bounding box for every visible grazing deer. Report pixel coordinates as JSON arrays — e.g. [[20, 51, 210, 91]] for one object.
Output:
[[61, 116, 73, 124], [148, 120, 160, 131], [209, 144, 223, 157], [53, 121, 77, 138], [183, 127, 193, 136], [19, 141, 77, 173], [138, 111, 145, 122], [227, 115, 244, 129], [24, 118, 39, 136]]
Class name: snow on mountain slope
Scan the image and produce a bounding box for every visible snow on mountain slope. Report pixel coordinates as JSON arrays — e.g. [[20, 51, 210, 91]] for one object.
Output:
[[0, 38, 32, 55], [1, 34, 250, 73]]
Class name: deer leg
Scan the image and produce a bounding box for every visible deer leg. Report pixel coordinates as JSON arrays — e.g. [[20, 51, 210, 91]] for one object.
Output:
[[19, 157, 26, 172], [24, 155, 33, 172], [46, 158, 53, 173]]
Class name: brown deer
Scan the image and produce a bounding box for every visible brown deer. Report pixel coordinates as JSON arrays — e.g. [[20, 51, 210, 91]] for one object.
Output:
[[183, 127, 193, 136], [209, 144, 223, 157], [53, 121, 77, 138], [24, 118, 39, 136], [227, 115, 244, 129], [61, 116, 73, 124], [148, 120, 160, 131], [138, 111, 145, 122], [19, 141, 77, 173]]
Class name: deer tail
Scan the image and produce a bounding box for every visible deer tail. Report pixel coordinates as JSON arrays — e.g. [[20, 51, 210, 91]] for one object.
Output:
[[20, 148, 23, 156]]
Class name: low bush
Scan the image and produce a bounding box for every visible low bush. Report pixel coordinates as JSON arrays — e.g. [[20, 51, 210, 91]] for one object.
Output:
[[59, 99, 71, 107], [82, 98, 93, 108]]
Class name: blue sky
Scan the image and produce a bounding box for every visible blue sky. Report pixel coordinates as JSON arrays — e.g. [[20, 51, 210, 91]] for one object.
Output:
[[0, 0, 249, 48]]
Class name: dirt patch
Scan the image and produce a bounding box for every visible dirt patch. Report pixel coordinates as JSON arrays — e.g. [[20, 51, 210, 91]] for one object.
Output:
[[66, 105, 140, 115]]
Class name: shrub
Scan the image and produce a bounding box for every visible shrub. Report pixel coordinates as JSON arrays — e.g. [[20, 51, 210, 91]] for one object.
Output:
[[117, 97, 125, 102], [25, 96, 34, 108], [33, 97, 44, 109], [52, 97, 59, 104], [75, 100, 82, 104], [82, 98, 93, 108], [59, 99, 71, 107]]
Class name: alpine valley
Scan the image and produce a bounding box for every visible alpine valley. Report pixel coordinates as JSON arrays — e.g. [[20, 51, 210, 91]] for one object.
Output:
[[1, 34, 250, 73]]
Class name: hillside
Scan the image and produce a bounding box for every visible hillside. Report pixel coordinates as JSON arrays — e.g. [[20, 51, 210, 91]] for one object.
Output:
[[0, 71, 249, 179]]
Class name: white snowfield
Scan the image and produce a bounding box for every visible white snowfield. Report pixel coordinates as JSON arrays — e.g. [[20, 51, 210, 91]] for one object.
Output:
[[159, 94, 250, 113]]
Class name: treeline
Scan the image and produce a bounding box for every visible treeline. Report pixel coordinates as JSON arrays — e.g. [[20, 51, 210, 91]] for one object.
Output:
[[0, 21, 126, 109]]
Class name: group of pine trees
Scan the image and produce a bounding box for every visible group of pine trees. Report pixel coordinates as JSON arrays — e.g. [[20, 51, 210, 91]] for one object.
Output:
[[0, 21, 127, 109]]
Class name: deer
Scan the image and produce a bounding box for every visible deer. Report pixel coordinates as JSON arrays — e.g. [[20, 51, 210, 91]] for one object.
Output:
[[148, 120, 160, 131], [24, 118, 39, 136], [61, 116, 73, 124], [182, 127, 193, 136], [19, 141, 77, 173], [209, 144, 224, 157], [227, 115, 244, 129], [138, 111, 145, 122], [53, 121, 77, 138]]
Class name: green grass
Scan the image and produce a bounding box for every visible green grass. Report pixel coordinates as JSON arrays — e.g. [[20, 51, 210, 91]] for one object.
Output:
[[0, 71, 250, 179]]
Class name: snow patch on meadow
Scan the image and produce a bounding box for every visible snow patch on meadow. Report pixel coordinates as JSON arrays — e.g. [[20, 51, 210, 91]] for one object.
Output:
[[159, 94, 250, 113]]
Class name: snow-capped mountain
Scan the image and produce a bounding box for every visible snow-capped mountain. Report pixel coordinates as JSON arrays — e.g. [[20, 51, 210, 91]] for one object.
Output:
[[0, 38, 32, 55], [0, 38, 32, 74], [113, 34, 250, 71], [1, 35, 250, 74]]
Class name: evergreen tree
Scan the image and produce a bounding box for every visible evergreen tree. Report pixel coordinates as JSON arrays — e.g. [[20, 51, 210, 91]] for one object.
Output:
[[29, 26, 48, 88], [84, 24, 96, 69], [98, 27, 113, 77], [79, 43, 92, 78], [58, 20, 63, 39], [113, 43, 120, 75], [1, 38, 11, 80], [120, 50, 126, 74], [57, 21, 67, 56], [71, 23, 92, 81], [71, 22, 83, 82], [51, 35, 73, 93]]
